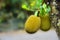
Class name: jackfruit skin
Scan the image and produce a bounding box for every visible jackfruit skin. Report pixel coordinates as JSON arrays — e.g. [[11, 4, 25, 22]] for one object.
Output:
[[40, 15, 51, 31], [25, 15, 41, 33]]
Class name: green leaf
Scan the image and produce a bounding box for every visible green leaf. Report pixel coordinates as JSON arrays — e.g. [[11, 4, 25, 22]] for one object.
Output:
[[22, 4, 27, 9], [40, 6, 45, 16], [45, 6, 51, 14], [39, 0, 43, 5], [43, 3, 47, 9], [21, 2, 29, 10], [36, 0, 43, 8], [43, 3, 47, 12], [47, 6, 51, 13]]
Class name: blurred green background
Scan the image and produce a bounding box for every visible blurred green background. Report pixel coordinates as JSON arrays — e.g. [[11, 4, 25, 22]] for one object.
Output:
[[0, 0, 49, 32], [0, 0, 37, 32]]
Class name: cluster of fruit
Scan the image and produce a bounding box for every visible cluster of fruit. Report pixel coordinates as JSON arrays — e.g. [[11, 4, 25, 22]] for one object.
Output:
[[24, 10, 51, 34], [24, 0, 51, 34]]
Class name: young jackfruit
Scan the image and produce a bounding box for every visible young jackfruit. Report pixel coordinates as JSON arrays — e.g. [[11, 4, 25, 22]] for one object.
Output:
[[40, 14, 51, 31], [25, 15, 41, 33]]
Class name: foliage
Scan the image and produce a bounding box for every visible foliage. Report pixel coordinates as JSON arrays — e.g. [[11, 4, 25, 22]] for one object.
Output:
[[21, 0, 51, 16]]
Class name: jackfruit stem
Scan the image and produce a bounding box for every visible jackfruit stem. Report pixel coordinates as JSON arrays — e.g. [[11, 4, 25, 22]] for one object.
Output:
[[34, 11, 38, 16]]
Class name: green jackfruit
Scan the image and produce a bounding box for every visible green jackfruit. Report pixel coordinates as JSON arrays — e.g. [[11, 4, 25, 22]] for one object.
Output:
[[40, 14, 51, 31]]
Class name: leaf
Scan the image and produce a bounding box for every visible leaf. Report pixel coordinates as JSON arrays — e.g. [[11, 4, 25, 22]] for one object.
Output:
[[47, 6, 51, 13], [35, 0, 43, 9], [40, 6, 45, 16], [22, 4, 27, 9], [21, 2, 29, 10], [30, 1, 36, 7], [21, 0, 44, 11], [43, 3, 47, 12]]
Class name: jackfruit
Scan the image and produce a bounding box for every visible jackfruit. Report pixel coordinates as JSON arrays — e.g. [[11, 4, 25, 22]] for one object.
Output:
[[25, 15, 41, 33], [40, 14, 51, 31]]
